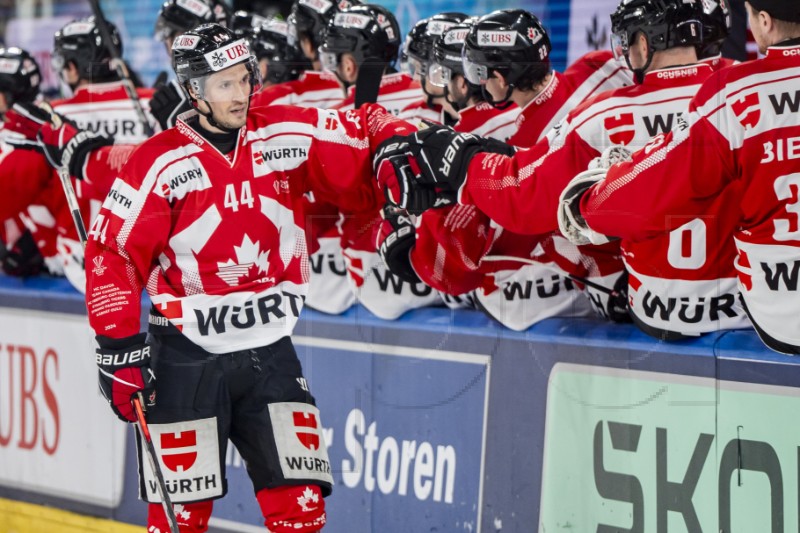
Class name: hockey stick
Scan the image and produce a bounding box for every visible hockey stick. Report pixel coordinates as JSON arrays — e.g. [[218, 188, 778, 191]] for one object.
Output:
[[37, 105, 179, 533], [354, 57, 386, 109], [133, 393, 181, 533], [480, 254, 618, 297], [37, 104, 89, 247], [85, 0, 154, 137]]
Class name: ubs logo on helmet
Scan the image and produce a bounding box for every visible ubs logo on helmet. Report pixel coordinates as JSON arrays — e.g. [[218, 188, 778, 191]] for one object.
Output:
[[204, 39, 251, 71], [477, 30, 517, 47]]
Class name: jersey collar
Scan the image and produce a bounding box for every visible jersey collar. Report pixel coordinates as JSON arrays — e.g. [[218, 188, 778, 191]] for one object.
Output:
[[642, 63, 713, 87], [765, 41, 800, 59]]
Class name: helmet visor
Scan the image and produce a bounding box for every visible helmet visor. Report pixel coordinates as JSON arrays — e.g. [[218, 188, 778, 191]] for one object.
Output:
[[462, 49, 488, 85], [187, 58, 263, 102], [427, 61, 452, 87], [319, 50, 339, 72], [403, 55, 427, 80], [610, 30, 628, 62]]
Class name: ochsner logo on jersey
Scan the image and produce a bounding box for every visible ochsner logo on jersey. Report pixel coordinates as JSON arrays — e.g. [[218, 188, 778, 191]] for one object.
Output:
[[477, 30, 517, 47], [204, 39, 251, 72]]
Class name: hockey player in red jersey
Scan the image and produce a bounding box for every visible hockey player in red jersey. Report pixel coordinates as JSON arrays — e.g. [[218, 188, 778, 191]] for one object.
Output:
[[26, 17, 158, 291], [562, 0, 800, 351], [321, 4, 421, 115], [377, 0, 750, 336], [378, 10, 629, 329], [427, 18, 521, 142], [0, 47, 55, 276], [317, 4, 442, 318], [84, 23, 416, 532], [250, 0, 356, 109], [397, 13, 467, 125], [698, 0, 737, 71]]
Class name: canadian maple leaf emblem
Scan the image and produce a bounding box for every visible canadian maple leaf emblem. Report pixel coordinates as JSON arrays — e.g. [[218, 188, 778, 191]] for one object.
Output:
[[174, 504, 191, 522], [217, 234, 270, 286], [297, 486, 319, 512]]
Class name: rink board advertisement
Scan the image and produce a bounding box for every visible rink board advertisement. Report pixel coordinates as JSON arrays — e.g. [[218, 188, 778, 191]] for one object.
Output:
[[3, 278, 800, 532], [211, 335, 491, 532], [0, 306, 127, 508], [540, 364, 800, 532]]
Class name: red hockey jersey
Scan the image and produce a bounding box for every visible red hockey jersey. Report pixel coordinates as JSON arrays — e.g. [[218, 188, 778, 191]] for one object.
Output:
[[335, 72, 422, 116], [85, 104, 413, 352], [409, 52, 631, 328], [250, 71, 345, 109], [583, 43, 800, 349], [454, 102, 519, 142]]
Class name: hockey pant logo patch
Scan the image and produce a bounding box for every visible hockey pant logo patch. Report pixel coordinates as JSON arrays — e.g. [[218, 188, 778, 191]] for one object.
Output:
[[269, 402, 334, 486], [138, 417, 223, 503]]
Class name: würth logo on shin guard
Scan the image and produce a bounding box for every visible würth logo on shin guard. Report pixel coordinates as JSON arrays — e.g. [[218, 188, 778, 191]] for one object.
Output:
[[160, 431, 198, 472], [293, 411, 321, 450]]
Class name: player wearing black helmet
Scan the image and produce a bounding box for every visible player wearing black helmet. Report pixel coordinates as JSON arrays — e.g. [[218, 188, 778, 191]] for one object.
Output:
[[233, 13, 311, 85], [610, 0, 704, 83], [84, 22, 418, 532], [398, 12, 466, 123], [154, 0, 230, 52], [698, 0, 736, 69], [289, 0, 358, 70], [461, 9, 553, 110], [377, 0, 747, 338], [0, 47, 41, 114]]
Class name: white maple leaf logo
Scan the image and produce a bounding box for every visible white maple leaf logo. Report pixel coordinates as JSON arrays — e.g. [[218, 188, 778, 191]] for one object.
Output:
[[174, 504, 191, 522], [217, 234, 271, 286], [297, 486, 319, 512]]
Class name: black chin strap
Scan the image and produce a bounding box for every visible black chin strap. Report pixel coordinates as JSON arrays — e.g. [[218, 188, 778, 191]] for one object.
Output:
[[625, 49, 655, 85], [196, 98, 243, 134], [443, 85, 468, 113], [481, 84, 514, 110]]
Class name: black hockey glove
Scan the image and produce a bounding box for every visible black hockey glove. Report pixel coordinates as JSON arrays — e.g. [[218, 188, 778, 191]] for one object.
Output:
[[0, 231, 44, 277], [374, 136, 451, 214], [407, 123, 516, 192], [96, 333, 156, 423], [376, 204, 421, 283], [607, 271, 631, 323], [37, 118, 115, 180], [150, 78, 191, 130]]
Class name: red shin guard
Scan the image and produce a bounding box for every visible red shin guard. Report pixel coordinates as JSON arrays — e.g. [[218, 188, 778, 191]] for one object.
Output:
[[147, 500, 213, 533], [256, 485, 326, 533]]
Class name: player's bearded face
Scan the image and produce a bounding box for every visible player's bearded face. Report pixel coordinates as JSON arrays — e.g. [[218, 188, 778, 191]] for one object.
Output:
[[203, 63, 251, 129]]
